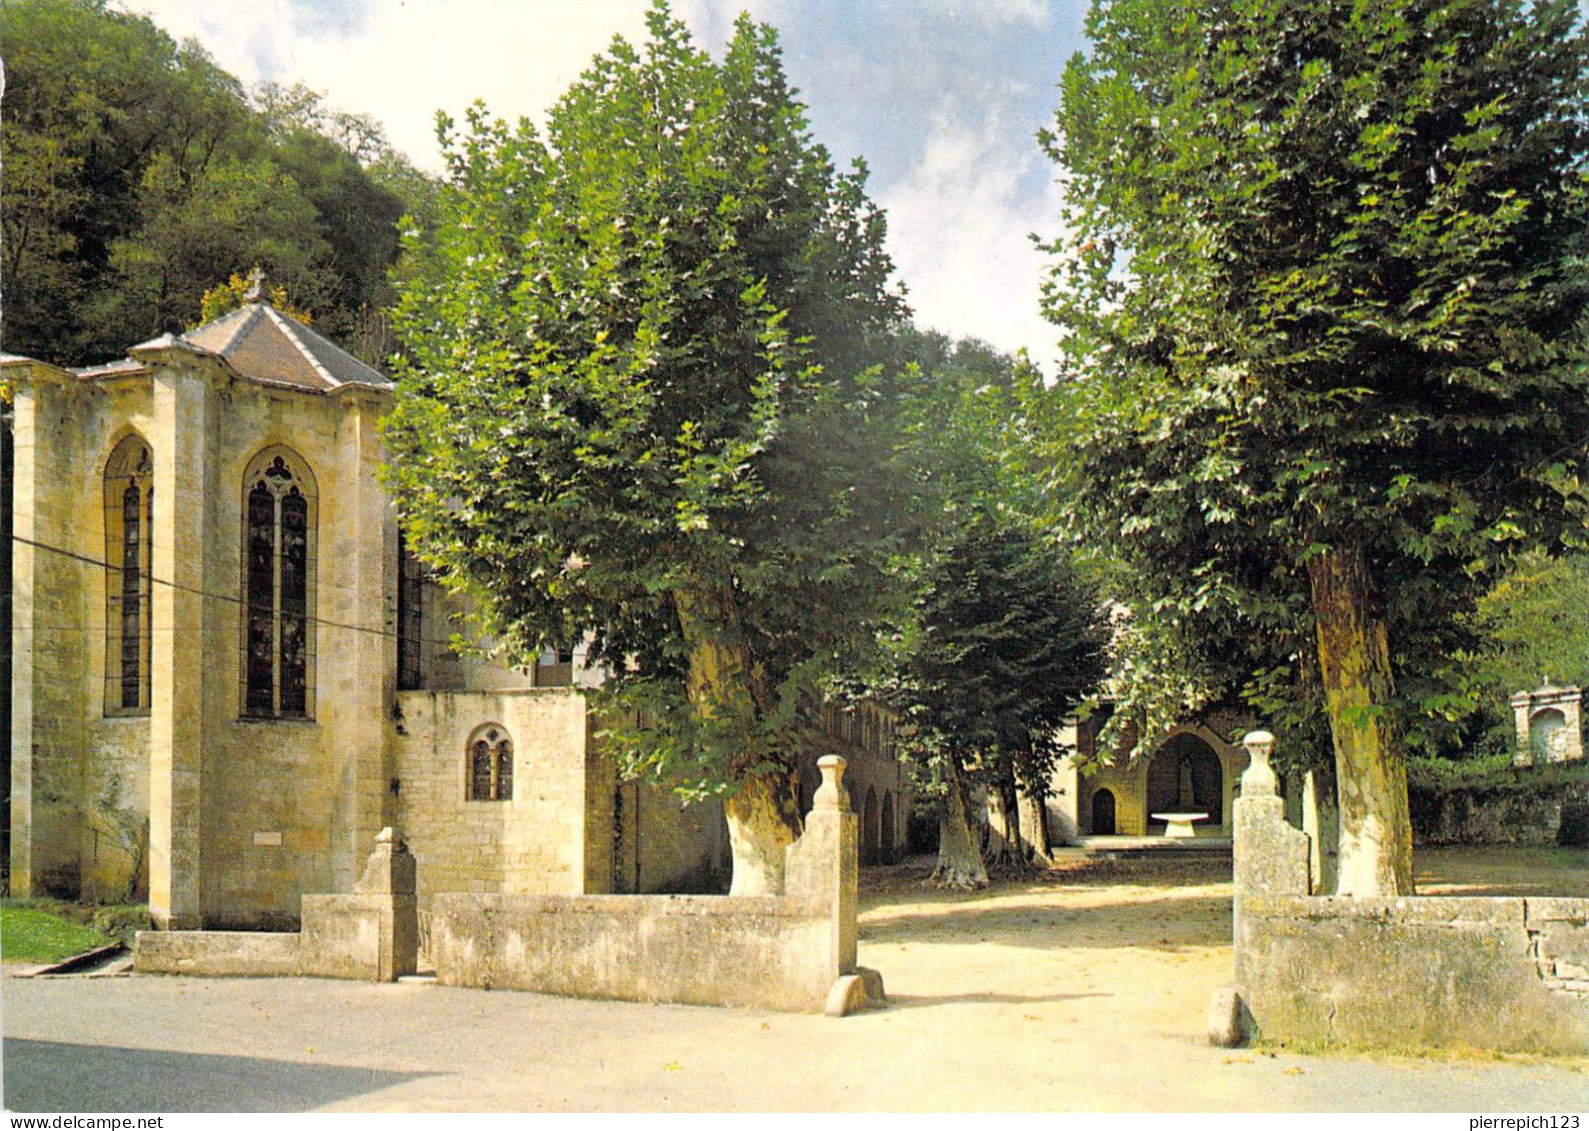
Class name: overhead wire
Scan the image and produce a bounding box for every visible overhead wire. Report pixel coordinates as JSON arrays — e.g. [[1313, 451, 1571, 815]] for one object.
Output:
[[8, 532, 465, 650]]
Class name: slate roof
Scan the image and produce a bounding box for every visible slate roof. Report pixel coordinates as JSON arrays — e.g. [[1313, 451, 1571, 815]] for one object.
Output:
[[157, 303, 393, 392], [3, 303, 392, 394]]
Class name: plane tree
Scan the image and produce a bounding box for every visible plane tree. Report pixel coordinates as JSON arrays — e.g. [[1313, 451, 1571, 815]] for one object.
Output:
[[1040, 0, 1589, 894], [879, 336, 1107, 887], [383, 3, 907, 893]]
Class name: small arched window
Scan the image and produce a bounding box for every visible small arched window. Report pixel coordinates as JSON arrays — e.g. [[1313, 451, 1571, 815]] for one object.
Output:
[[241, 447, 316, 719], [104, 436, 153, 715], [467, 724, 514, 801]]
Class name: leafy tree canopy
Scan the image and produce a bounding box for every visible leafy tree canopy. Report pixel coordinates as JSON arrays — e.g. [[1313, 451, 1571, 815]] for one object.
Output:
[[878, 333, 1108, 885], [1040, 0, 1589, 893], [383, 2, 907, 892], [1468, 550, 1589, 700]]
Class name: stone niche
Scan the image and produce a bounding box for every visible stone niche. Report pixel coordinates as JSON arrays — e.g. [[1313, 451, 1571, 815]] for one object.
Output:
[[1511, 685, 1585, 768]]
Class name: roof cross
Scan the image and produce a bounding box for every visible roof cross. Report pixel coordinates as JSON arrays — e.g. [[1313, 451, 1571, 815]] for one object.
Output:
[[244, 264, 267, 303]]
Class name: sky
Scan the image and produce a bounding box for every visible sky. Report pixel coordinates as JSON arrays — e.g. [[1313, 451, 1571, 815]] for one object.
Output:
[[110, 0, 1093, 377]]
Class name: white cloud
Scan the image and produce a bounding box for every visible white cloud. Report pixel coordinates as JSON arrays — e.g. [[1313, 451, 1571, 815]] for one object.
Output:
[[880, 99, 1066, 377], [929, 0, 1051, 30], [113, 0, 1076, 368], [118, 0, 651, 169]]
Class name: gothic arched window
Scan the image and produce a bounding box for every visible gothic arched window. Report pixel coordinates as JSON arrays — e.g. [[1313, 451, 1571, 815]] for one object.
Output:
[[467, 724, 513, 801], [241, 448, 316, 719], [104, 436, 153, 715]]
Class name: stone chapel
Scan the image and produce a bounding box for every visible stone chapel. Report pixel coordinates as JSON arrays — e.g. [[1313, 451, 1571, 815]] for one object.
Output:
[[1, 296, 744, 929]]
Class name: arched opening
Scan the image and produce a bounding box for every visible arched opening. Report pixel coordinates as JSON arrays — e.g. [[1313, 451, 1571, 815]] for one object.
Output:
[[1146, 733, 1224, 829], [862, 786, 879, 865], [1090, 788, 1116, 835], [103, 434, 153, 715], [1531, 707, 1569, 764], [240, 446, 317, 720], [466, 722, 514, 801], [881, 790, 896, 864]]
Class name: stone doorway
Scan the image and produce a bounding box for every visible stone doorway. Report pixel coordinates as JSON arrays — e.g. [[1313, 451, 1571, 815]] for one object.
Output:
[[1091, 788, 1116, 835], [1146, 733, 1223, 831]]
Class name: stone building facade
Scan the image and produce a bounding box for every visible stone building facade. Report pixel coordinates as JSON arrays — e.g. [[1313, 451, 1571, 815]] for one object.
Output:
[[1511, 683, 1586, 768], [1048, 710, 1253, 840], [3, 300, 727, 928], [798, 702, 913, 864]]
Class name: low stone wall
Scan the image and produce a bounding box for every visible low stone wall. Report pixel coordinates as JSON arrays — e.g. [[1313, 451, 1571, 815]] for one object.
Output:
[[1238, 892, 1589, 1052], [135, 929, 301, 977], [433, 892, 836, 1011], [1226, 733, 1589, 1054], [136, 828, 419, 983], [431, 756, 878, 1014], [1411, 778, 1589, 847]]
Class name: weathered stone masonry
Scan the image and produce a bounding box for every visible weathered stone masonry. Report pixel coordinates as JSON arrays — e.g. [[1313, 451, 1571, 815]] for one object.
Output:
[[1229, 731, 1589, 1054], [430, 755, 882, 1014]]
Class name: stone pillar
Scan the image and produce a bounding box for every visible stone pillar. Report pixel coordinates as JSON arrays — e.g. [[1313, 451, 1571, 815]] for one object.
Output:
[[1233, 731, 1311, 898], [1302, 765, 1339, 895], [147, 355, 211, 928], [301, 825, 418, 982], [328, 395, 396, 890], [1232, 730, 1311, 1010], [785, 755, 885, 1014], [785, 755, 857, 974], [7, 374, 47, 897], [9, 364, 108, 901], [354, 825, 419, 981]]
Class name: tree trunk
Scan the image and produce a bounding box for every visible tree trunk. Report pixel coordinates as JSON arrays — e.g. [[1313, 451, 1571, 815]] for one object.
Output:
[[983, 777, 1023, 870], [1306, 540, 1413, 897], [722, 766, 802, 896], [931, 759, 988, 890], [674, 581, 801, 896], [1018, 789, 1053, 864]]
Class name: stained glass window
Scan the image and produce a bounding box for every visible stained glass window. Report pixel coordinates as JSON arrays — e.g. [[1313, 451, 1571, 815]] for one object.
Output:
[[104, 437, 152, 715], [241, 450, 315, 719]]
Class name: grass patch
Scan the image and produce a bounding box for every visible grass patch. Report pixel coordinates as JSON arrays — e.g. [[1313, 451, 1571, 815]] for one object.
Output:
[[1, 900, 116, 963]]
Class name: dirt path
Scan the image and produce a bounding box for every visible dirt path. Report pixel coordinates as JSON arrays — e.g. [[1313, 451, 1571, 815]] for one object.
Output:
[[859, 853, 1234, 1046]]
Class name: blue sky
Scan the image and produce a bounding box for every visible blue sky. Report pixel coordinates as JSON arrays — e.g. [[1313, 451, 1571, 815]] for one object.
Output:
[[115, 0, 1091, 374]]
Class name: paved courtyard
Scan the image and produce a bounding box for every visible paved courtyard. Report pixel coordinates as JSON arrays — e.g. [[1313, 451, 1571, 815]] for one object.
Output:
[[4, 850, 1586, 1112]]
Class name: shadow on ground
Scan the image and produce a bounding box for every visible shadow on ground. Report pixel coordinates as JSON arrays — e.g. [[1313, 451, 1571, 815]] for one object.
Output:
[[3, 1039, 432, 1113]]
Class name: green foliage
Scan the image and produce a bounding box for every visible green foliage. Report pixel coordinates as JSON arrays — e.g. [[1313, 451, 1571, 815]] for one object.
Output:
[[0, 901, 114, 963], [101, 153, 329, 341], [384, 3, 906, 796], [902, 513, 1108, 794], [199, 270, 314, 327], [1039, 0, 1589, 765], [0, 0, 417, 364], [879, 333, 1108, 802], [1469, 550, 1589, 694]]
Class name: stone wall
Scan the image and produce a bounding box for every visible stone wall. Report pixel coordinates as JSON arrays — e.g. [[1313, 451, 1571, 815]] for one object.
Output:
[[1229, 732, 1589, 1054], [136, 827, 418, 982], [1411, 778, 1589, 847], [607, 777, 730, 894], [394, 689, 595, 902], [392, 688, 727, 903], [1236, 892, 1589, 1052], [430, 756, 879, 1014]]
